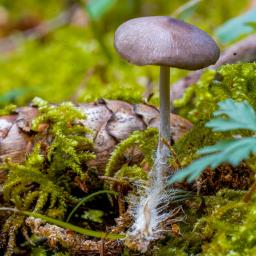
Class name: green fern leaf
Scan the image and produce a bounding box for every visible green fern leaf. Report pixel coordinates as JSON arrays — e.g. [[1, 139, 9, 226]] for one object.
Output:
[[206, 99, 256, 131], [169, 99, 256, 184]]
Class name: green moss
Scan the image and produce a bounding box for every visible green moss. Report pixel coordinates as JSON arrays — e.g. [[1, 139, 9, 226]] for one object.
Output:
[[0, 98, 98, 254], [173, 121, 225, 167], [199, 192, 256, 256], [158, 188, 256, 255], [32, 97, 95, 179], [174, 63, 256, 122], [0, 26, 157, 107], [2, 98, 95, 217], [157, 189, 247, 256], [105, 128, 158, 179], [0, 104, 17, 116], [0, 0, 65, 20], [0, 214, 25, 256]]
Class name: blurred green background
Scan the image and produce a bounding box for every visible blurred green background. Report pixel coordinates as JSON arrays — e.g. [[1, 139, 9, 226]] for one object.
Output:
[[0, 0, 254, 107]]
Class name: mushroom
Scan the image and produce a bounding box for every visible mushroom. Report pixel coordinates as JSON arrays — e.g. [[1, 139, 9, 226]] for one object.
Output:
[[114, 16, 220, 246]]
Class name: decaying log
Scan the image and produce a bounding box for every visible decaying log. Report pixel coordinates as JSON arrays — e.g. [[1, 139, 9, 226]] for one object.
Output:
[[0, 99, 192, 173], [171, 34, 256, 101]]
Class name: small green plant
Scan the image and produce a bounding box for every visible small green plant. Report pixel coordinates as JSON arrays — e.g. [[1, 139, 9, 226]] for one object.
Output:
[[1, 98, 97, 255], [2, 98, 95, 216], [174, 63, 256, 122], [105, 128, 158, 178], [0, 104, 17, 116], [170, 99, 256, 184]]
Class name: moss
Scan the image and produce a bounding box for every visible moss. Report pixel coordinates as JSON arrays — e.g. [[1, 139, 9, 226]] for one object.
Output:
[[1, 98, 97, 254], [174, 70, 217, 122], [200, 192, 256, 256], [0, 26, 157, 107], [174, 63, 256, 122], [31, 248, 70, 256], [2, 98, 96, 215], [0, 104, 17, 116], [158, 188, 256, 255], [173, 121, 225, 167], [157, 189, 246, 256], [105, 128, 158, 179], [0, 214, 25, 256], [31, 97, 95, 179]]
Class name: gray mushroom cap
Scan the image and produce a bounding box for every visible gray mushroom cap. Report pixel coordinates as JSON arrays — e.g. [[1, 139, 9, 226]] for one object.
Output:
[[114, 16, 220, 70]]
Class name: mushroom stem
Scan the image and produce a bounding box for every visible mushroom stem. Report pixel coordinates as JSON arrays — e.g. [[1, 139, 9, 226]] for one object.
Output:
[[155, 66, 171, 184], [126, 67, 173, 244], [159, 65, 171, 144]]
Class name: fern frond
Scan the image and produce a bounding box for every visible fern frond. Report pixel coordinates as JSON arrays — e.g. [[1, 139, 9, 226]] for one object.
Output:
[[206, 99, 256, 131], [170, 99, 256, 184]]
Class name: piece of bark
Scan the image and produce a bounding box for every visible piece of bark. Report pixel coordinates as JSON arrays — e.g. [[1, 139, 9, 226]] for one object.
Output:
[[0, 99, 192, 174], [171, 34, 256, 101]]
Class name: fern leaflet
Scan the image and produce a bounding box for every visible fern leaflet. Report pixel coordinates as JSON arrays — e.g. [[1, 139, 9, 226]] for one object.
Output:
[[169, 99, 256, 184]]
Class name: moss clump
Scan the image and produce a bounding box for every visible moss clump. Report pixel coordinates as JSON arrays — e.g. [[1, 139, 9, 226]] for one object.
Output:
[[2, 97, 95, 216], [31, 97, 95, 179], [173, 121, 225, 167], [105, 128, 158, 179], [174, 63, 256, 122], [0, 214, 25, 256], [1, 98, 96, 254], [158, 189, 248, 256], [198, 191, 256, 256], [0, 104, 17, 116]]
